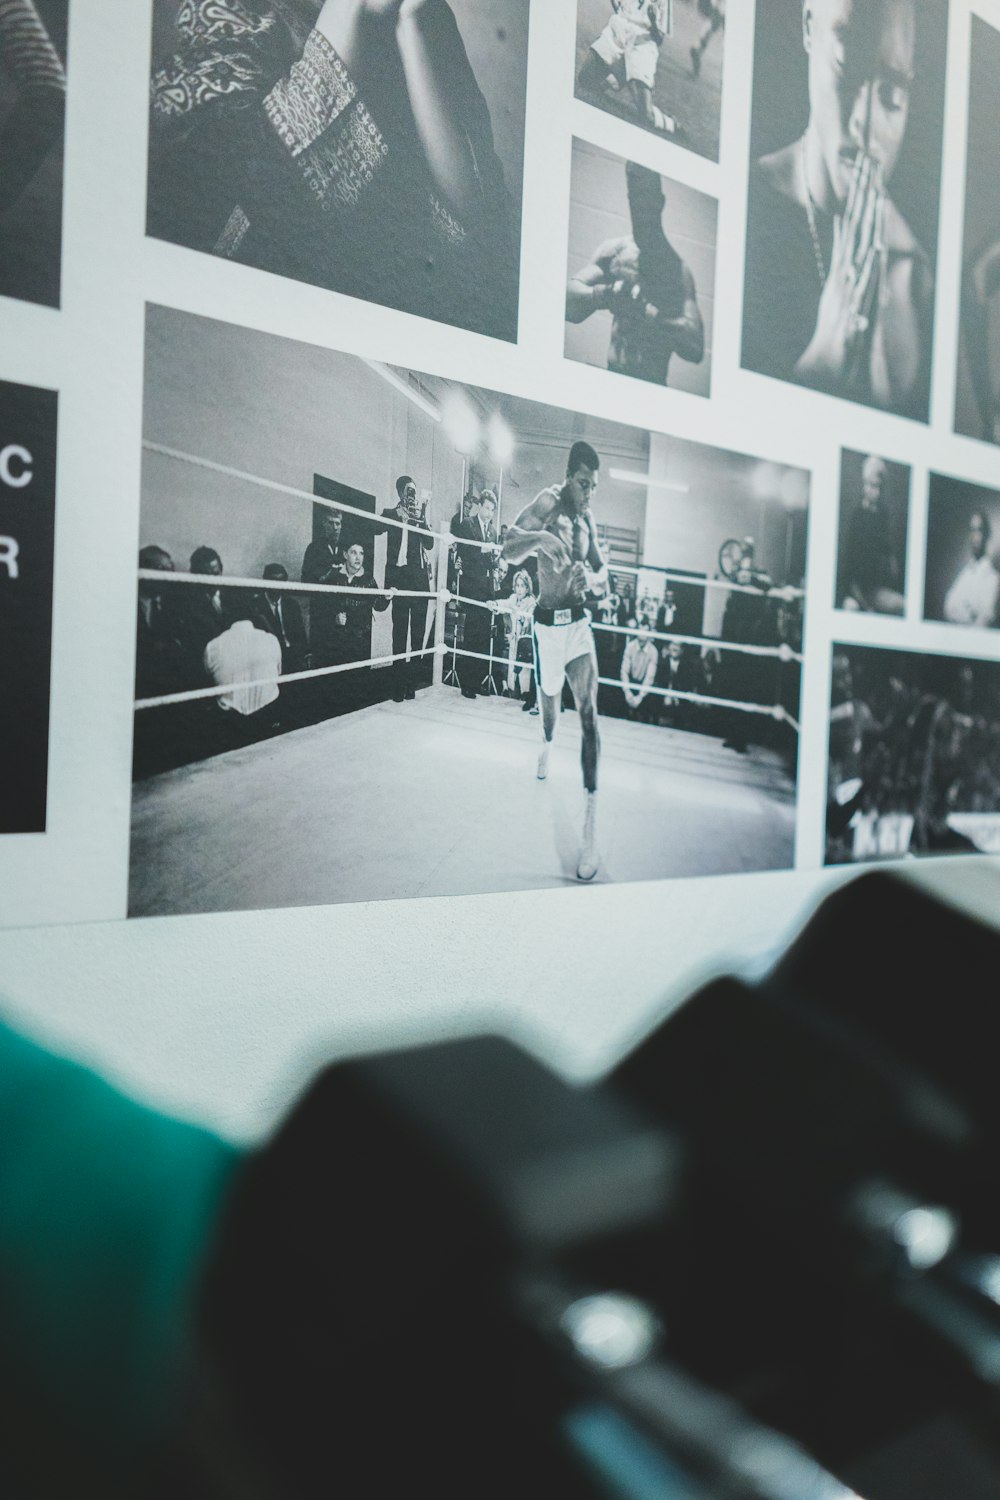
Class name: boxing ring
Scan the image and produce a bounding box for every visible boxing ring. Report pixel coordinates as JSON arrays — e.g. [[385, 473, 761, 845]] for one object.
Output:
[[131, 445, 802, 916]]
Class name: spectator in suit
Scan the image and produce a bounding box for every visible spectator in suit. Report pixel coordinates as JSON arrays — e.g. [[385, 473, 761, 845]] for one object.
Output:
[[656, 589, 677, 635], [301, 509, 347, 668], [453, 488, 496, 699], [332, 543, 391, 661], [449, 492, 476, 592], [136, 544, 183, 699], [657, 638, 695, 727], [255, 563, 309, 674], [376, 475, 435, 702], [175, 545, 226, 686]]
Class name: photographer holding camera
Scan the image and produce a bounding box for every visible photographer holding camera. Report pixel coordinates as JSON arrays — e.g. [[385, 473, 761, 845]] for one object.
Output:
[[376, 474, 435, 702]]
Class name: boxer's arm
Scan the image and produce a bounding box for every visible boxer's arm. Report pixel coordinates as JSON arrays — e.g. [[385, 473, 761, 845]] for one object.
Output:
[[656, 264, 704, 364], [583, 511, 609, 587], [503, 493, 569, 568]]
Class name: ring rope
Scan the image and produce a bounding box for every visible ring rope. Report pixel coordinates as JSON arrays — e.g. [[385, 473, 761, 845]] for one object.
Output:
[[141, 571, 801, 664], [143, 443, 498, 554], [603, 559, 805, 601], [134, 646, 438, 712], [455, 592, 801, 662], [142, 445, 805, 599], [589, 615, 802, 663], [449, 648, 799, 727], [138, 568, 437, 602]]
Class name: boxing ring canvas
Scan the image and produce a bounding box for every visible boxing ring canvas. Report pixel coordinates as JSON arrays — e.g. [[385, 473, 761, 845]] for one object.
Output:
[[130, 304, 808, 919]]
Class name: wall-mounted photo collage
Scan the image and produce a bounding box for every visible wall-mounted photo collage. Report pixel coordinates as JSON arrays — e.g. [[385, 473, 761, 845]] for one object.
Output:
[[2, 0, 1000, 930]]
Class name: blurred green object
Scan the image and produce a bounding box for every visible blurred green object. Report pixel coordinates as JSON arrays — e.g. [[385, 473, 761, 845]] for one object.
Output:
[[0, 1016, 240, 1451]]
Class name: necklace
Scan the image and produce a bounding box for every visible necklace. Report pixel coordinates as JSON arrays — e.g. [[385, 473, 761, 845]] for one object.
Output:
[[799, 137, 827, 289]]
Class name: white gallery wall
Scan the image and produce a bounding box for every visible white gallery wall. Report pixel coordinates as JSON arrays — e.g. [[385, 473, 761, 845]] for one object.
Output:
[[2, 0, 1000, 1138]]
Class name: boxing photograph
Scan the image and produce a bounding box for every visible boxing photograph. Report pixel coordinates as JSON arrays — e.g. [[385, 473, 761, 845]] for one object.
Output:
[[923, 473, 1000, 631], [146, 0, 528, 342], [130, 304, 809, 918], [834, 449, 909, 616], [955, 15, 1000, 445], [0, 0, 68, 308], [827, 642, 1000, 865], [565, 138, 716, 398], [574, 0, 726, 162], [742, 0, 949, 422]]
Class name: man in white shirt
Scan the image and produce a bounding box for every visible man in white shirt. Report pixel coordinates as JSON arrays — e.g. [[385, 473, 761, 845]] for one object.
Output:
[[620, 621, 659, 721], [204, 598, 282, 720], [943, 510, 1000, 629]]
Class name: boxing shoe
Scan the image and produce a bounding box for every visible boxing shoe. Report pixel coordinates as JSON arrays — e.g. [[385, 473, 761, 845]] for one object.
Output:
[[577, 793, 598, 882]]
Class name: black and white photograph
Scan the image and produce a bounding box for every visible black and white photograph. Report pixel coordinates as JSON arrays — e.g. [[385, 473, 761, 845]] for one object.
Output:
[[923, 472, 1000, 631], [146, 0, 528, 342], [834, 448, 908, 615], [574, 0, 726, 162], [955, 15, 1000, 445], [0, 377, 56, 833], [0, 0, 67, 308], [130, 304, 809, 918], [742, 0, 948, 422], [827, 643, 1000, 865], [566, 138, 716, 397]]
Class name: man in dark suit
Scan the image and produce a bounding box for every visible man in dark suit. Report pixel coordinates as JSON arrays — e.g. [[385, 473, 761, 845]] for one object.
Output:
[[136, 544, 183, 699], [174, 545, 227, 686], [656, 638, 697, 728], [301, 509, 347, 668], [453, 489, 497, 699], [376, 475, 435, 702], [254, 564, 309, 674]]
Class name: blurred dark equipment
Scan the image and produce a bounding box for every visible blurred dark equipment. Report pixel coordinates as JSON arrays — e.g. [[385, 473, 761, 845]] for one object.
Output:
[[186, 872, 1000, 1498]]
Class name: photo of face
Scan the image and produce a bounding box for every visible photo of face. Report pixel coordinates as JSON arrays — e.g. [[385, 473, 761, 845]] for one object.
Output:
[[805, 0, 915, 208], [924, 473, 1000, 632], [742, 0, 948, 423], [566, 465, 598, 512], [835, 449, 910, 616]]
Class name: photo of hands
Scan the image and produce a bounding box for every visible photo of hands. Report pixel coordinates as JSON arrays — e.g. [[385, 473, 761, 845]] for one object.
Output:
[[742, 0, 949, 422], [565, 137, 716, 397]]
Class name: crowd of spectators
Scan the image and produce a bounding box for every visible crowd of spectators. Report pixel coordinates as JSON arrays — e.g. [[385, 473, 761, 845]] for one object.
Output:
[[446, 507, 802, 753], [134, 474, 440, 775], [135, 484, 803, 775], [826, 650, 1000, 865]]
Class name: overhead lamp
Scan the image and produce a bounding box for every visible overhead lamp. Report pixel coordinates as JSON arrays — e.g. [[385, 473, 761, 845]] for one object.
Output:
[[487, 413, 515, 467], [609, 467, 690, 494], [442, 389, 482, 455]]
